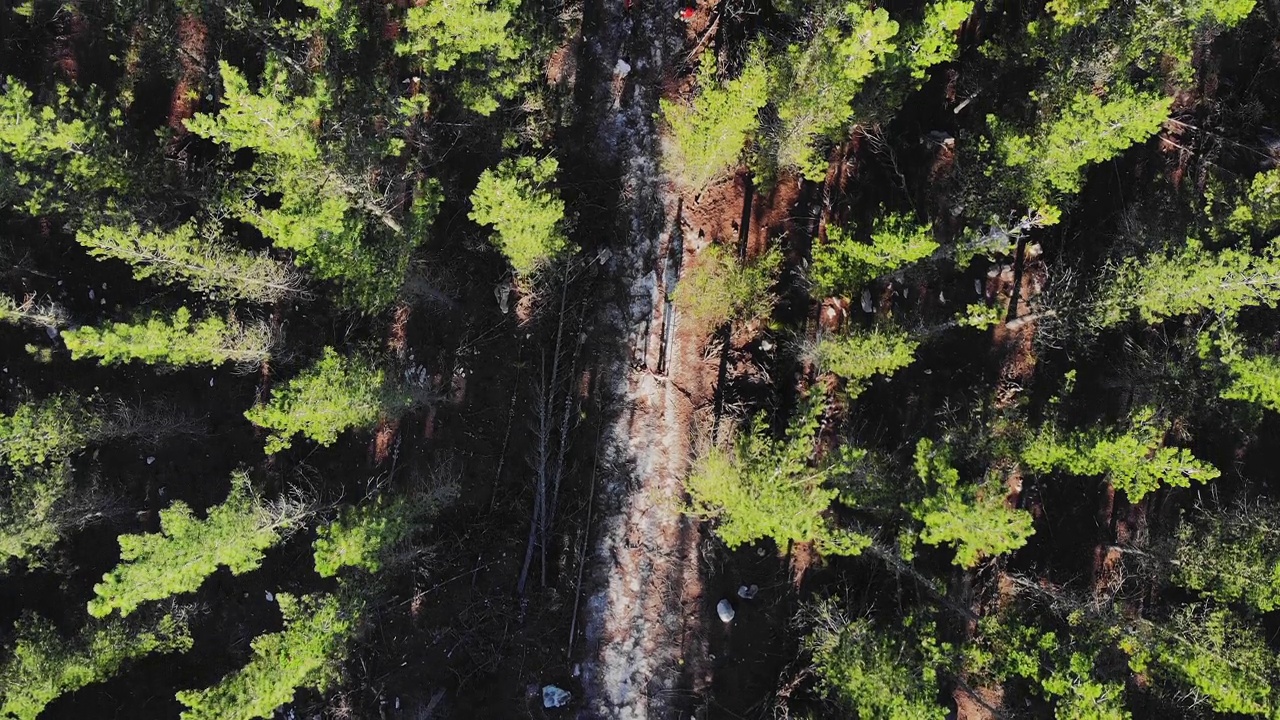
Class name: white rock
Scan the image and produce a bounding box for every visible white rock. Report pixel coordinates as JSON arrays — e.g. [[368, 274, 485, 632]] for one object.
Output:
[[716, 599, 736, 623], [860, 289, 873, 313], [145, 456, 155, 465], [974, 278, 983, 295], [737, 584, 759, 600], [88, 289, 95, 300], [614, 58, 631, 77], [265, 591, 275, 602], [209, 377, 215, 387], [542, 685, 571, 708], [760, 339, 774, 352]]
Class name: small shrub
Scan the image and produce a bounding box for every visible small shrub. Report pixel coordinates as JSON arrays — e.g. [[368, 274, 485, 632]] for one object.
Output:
[[672, 244, 780, 332]]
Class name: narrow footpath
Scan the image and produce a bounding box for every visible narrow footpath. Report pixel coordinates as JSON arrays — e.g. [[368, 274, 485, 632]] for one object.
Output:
[[574, 0, 715, 717]]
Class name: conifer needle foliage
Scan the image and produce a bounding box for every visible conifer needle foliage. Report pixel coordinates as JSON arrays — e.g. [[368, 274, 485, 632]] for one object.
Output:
[[88, 472, 306, 618]]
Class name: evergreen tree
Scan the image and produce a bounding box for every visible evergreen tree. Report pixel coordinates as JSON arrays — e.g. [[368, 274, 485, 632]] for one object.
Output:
[[813, 326, 918, 399], [686, 394, 871, 555], [0, 461, 76, 570], [0, 77, 127, 216], [810, 212, 938, 298], [176, 592, 357, 720], [468, 156, 570, 276], [969, 614, 1131, 720], [61, 307, 274, 368], [806, 601, 949, 720], [186, 61, 404, 310], [661, 49, 769, 189], [1121, 604, 1278, 716], [244, 347, 419, 454], [0, 611, 191, 720], [76, 221, 303, 304], [990, 86, 1171, 205], [0, 394, 97, 471], [88, 472, 307, 618], [910, 439, 1034, 568], [1098, 239, 1280, 327], [313, 497, 415, 577], [769, 4, 900, 179], [1022, 408, 1219, 501], [396, 0, 528, 114], [1171, 502, 1280, 613], [1219, 352, 1280, 412]]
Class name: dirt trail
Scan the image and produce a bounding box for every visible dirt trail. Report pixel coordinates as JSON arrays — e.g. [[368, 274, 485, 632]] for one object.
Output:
[[574, 1, 714, 717]]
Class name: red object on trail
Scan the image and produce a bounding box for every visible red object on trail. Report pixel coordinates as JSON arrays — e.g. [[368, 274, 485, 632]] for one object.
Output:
[[678, 6, 696, 19], [625, 0, 634, 10]]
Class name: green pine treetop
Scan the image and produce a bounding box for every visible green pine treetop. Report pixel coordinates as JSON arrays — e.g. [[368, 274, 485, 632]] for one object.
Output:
[[88, 471, 306, 618], [244, 347, 419, 454], [910, 438, 1034, 568], [176, 592, 358, 720]]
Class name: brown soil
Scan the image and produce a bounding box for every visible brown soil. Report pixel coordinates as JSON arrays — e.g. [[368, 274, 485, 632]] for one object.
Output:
[[746, 171, 804, 260], [167, 14, 209, 138]]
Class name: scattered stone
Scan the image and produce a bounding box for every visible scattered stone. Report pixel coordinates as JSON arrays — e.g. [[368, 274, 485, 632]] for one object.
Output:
[[45, 326, 58, 339], [974, 278, 983, 295], [860, 289, 873, 313], [716, 598, 736, 623], [145, 456, 155, 465], [88, 289, 95, 300], [265, 590, 275, 602], [614, 58, 631, 77], [737, 584, 759, 600], [542, 685, 571, 709], [760, 339, 774, 352], [208, 377, 215, 387]]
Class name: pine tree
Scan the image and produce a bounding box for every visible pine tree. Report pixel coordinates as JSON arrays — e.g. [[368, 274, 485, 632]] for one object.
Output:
[[88, 472, 307, 618], [61, 307, 274, 368], [313, 497, 416, 577], [175, 592, 357, 720], [0, 461, 76, 570], [910, 439, 1034, 568], [769, 5, 900, 179], [1097, 239, 1280, 327], [990, 86, 1171, 204], [0, 394, 97, 471], [468, 156, 570, 276], [810, 212, 939, 297], [686, 394, 871, 555], [1022, 408, 1219, 501], [244, 348, 419, 454], [813, 326, 919, 398], [806, 601, 949, 720], [660, 48, 769, 189], [76, 221, 303, 304], [396, 0, 527, 114], [1121, 605, 1278, 716], [0, 611, 192, 720], [1171, 502, 1280, 613], [1219, 352, 1280, 412], [185, 61, 402, 310], [0, 77, 127, 216]]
